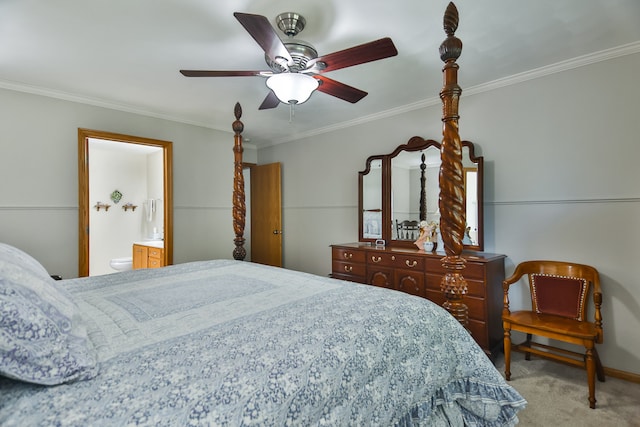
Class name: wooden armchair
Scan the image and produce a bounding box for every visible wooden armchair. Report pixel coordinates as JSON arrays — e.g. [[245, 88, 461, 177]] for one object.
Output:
[[502, 260, 604, 409]]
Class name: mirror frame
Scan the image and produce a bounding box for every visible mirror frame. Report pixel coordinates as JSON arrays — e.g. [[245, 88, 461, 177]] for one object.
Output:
[[358, 154, 386, 243], [358, 137, 484, 251]]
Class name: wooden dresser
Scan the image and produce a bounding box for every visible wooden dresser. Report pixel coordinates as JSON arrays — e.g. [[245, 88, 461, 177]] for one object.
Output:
[[331, 242, 505, 359]]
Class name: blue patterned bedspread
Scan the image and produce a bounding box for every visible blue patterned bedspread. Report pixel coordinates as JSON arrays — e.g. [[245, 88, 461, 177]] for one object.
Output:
[[0, 260, 525, 426]]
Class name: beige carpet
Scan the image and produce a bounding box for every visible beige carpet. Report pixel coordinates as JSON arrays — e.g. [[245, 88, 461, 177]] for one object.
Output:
[[493, 355, 640, 426]]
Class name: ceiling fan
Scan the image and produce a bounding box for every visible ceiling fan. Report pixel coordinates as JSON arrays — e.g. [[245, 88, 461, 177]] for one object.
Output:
[[180, 12, 398, 110]]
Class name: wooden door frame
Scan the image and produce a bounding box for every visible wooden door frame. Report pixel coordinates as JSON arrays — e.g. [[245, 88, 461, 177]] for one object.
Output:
[[78, 128, 173, 276]]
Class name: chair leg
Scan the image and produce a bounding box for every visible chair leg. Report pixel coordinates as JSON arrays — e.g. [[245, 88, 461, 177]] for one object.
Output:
[[586, 347, 596, 409], [594, 347, 605, 382], [524, 333, 532, 361], [504, 327, 512, 380]]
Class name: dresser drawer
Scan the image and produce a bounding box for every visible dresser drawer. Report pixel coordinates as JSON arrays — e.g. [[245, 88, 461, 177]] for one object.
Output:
[[468, 319, 488, 349], [426, 275, 485, 313], [332, 247, 366, 263], [366, 252, 395, 267], [465, 295, 486, 320], [425, 258, 485, 280], [425, 272, 486, 297], [425, 273, 443, 291], [395, 269, 425, 297], [392, 254, 425, 271], [332, 260, 366, 280], [368, 266, 394, 289], [423, 291, 488, 349], [148, 247, 163, 259], [425, 288, 445, 306], [465, 279, 486, 298], [147, 257, 163, 268]]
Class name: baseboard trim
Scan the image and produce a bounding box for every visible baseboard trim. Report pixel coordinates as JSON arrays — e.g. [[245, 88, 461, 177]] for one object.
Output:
[[604, 366, 640, 384], [512, 348, 640, 384]]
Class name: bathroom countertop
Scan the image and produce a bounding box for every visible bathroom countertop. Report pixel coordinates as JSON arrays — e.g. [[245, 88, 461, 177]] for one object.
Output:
[[134, 240, 164, 249]]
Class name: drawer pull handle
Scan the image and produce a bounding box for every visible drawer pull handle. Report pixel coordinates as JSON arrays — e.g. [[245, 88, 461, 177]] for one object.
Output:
[[344, 265, 353, 272], [405, 260, 417, 268], [371, 256, 382, 263], [343, 252, 353, 259]]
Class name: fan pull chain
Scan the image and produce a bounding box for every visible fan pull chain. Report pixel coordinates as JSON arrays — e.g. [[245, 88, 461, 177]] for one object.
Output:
[[289, 102, 295, 123]]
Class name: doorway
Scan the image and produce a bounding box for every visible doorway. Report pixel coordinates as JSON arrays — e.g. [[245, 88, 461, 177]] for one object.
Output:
[[78, 128, 173, 276]]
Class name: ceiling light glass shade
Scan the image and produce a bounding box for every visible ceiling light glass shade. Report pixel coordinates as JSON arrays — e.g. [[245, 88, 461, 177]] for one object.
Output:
[[266, 73, 319, 105]]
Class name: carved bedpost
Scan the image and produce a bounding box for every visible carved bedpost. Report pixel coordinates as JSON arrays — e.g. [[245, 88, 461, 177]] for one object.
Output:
[[419, 153, 427, 221], [438, 2, 468, 327], [232, 102, 246, 261]]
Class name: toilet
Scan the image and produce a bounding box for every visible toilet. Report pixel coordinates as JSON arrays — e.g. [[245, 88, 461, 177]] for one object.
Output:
[[110, 256, 133, 272]]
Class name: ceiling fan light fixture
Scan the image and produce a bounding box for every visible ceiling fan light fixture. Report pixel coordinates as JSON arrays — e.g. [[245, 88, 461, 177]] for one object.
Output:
[[266, 73, 319, 105]]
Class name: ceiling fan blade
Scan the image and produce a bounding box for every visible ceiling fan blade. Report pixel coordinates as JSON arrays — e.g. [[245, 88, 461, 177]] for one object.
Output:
[[180, 70, 266, 77], [311, 37, 398, 73], [233, 12, 293, 66], [258, 91, 281, 110], [314, 75, 368, 103]]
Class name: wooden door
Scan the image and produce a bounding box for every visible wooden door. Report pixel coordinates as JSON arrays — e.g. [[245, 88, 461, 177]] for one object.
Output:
[[250, 163, 282, 267]]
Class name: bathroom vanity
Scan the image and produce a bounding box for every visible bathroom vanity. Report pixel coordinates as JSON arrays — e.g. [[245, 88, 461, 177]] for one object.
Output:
[[132, 242, 164, 269]]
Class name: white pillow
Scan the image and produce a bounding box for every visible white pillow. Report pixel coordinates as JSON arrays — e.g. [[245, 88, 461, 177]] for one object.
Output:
[[0, 243, 99, 385]]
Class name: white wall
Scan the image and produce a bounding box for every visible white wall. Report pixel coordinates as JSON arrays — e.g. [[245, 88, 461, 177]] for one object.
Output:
[[146, 149, 165, 238], [257, 51, 640, 375], [89, 145, 149, 275], [0, 87, 257, 279]]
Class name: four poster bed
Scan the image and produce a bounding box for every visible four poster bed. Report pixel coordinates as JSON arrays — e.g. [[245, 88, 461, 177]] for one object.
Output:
[[0, 4, 526, 426]]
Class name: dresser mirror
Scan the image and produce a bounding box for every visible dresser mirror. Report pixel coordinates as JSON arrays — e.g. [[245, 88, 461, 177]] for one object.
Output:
[[358, 137, 484, 251]]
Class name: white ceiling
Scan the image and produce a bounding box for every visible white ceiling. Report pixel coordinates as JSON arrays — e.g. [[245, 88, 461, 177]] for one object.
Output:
[[1, 0, 639, 148]]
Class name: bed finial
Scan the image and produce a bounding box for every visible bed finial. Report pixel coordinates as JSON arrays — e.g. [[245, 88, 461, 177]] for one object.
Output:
[[438, 2, 469, 328], [232, 102, 246, 261], [234, 102, 243, 123], [440, 3, 462, 63]]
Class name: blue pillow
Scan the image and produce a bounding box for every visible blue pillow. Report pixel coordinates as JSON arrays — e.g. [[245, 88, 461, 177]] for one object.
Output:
[[0, 243, 99, 385]]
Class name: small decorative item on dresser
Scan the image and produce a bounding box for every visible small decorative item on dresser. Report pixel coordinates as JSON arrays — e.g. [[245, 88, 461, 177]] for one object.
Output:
[[414, 220, 438, 251]]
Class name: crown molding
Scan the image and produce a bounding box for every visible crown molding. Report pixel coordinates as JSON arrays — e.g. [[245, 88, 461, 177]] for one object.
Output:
[[1, 41, 639, 149], [464, 41, 640, 97], [268, 40, 640, 147], [0, 79, 220, 129]]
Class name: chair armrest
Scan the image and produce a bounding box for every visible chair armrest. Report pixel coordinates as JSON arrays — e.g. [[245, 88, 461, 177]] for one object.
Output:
[[503, 274, 522, 289], [503, 266, 527, 292], [502, 263, 531, 315], [502, 271, 524, 316]]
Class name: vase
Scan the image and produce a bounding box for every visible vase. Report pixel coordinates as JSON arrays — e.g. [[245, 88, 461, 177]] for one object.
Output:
[[423, 241, 437, 252]]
